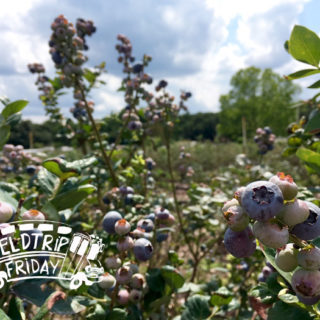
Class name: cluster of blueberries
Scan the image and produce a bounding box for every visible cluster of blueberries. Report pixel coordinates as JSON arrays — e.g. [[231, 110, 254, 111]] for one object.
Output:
[[0, 144, 40, 174], [222, 172, 320, 304], [254, 127, 276, 155], [99, 207, 175, 305]]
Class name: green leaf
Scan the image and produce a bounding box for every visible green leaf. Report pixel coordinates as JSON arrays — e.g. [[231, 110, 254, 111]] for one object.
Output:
[[0, 308, 11, 320], [1, 100, 28, 119], [0, 124, 10, 147], [308, 79, 320, 88], [146, 268, 165, 293], [296, 147, 320, 173], [12, 281, 85, 315], [42, 158, 80, 180], [51, 184, 96, 210], [305, 110, 320, 133], [8, 296, 25, 320], [286, 69, 320, 80], [278, 289, 299, 304], [289, 25, 320, 67], [37, 168, 60, 196], [68, 156, 98, 170], [181, 295, 211, 320], [210, 287, 233, 306], [161, 265, 185, 290], [107, 308, 128, 320], [0, 182, 20, 196], [41, 202, 60, 221], [259, 244, 293, 284], [268, 301, 312, 320], [250, 284, 275, 304]]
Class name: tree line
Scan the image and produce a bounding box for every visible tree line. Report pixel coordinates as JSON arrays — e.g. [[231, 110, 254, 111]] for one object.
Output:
[[8, 67, 302, 147]]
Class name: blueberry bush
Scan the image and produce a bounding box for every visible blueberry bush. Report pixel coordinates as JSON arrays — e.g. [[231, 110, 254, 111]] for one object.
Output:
[[0, 16, 319, 319]]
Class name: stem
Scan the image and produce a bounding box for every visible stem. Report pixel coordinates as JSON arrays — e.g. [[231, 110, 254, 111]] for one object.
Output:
[[77, 81, 119, 186], [164, 133, 196, 259]]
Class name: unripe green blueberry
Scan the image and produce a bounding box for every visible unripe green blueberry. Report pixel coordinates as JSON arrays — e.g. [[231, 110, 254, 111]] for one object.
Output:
[[292, 269, 320, 298], [297, 246, 320, 270], [279, 199, 309, 227], [253, 221, 289, 249], [105, 257, 121, 269], [0, 201, 15, 223], [129, 289, 142, 302], [269, 172, 298, 201], [275, 243, 298, 272], [21, 209, 46, 221], [222, 198, 239, 213], [115, 219, 131, 235], [131, 273, 145, 289], [98, 272, 116, 290], [115, 266, 132, 284], [223, 205, 249, 231], [234, 187, 245, 205], [117, 236, 134, 252]]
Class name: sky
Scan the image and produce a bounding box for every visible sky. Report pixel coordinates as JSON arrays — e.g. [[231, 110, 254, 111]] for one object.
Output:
[[1, 0, 320, 123]]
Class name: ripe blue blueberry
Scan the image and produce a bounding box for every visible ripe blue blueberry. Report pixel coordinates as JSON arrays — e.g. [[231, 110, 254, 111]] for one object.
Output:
[[291, 202, 320, 240], [224, 226, 256, 258], [102, 211, 122, 234], [241, 181, 284, 221], [133, 238, 153, 261]]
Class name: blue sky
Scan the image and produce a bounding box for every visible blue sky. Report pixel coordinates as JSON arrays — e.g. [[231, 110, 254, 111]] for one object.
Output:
[[1, 0, 320, 122]]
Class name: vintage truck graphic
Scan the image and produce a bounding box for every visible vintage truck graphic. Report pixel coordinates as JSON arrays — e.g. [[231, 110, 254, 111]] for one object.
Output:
[[0, 221, 105, 289]]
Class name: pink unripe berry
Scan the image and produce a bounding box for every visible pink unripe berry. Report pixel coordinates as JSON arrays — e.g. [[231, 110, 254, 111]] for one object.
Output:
[[117, 236, 134, 252], [116, 266, 132, 284], [269, 172, 298, 201], [129, 289, 142, 302], [115, 219, 131, 235], [21, 209, 45, 221], [117, 289, 129, 305], [131, 273, 145, 289], [105, 257, 122, 269]]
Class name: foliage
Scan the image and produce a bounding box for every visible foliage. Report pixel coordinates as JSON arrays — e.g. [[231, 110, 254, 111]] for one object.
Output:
[[218, 67, 301, 141]]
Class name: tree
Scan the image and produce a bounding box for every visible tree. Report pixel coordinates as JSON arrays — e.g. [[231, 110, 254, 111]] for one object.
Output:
[[218, 67, 301, 141]]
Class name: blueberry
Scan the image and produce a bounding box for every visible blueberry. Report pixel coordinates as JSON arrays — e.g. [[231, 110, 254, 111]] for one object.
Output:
[[275, 243, 298, 272], [241, 181, 284, 221], [21, 209, 46, 221], [116, 266, 132, 284], [156, 232, 169, 243], [137, 219, 154, 232], [129, 289, 142, 303], [98, 272, 116, 290], [133, 238, 153, 261], [253, 221, 288, 249], [131, 273, 145, 289], [52, 51, 62, 64], [291, 201, 320, 240], [258, 272, 266, 282], [132, 63, 143, 73], [297, 246, 320, 270], [26, 165, 37, 175], [102, 211, 122, 234], [117, 289, 129, 305], [0, 201, 15, 223], [223, 205, 249, 231], [105, 257, 121, 269], [224, 227, 256, 258], [264, 126, 272, 135], [279, 199, 309, 227], [115, 219, 131, 235], [292, 269, 320, 298], [117, 236, 134, 252], [297, 294, 320, 305], [146, 213, 155, 222], [269, 173, 298, 201]]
